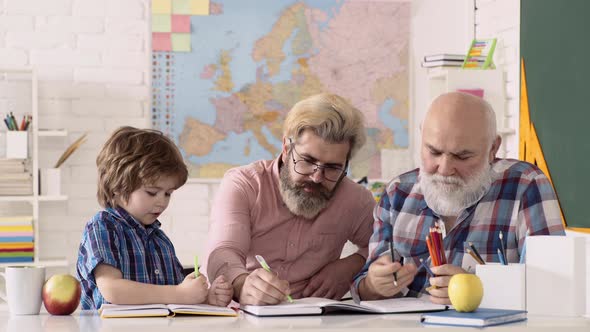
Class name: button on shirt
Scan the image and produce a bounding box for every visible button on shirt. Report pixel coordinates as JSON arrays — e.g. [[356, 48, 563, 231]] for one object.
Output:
[[351, 159, 565, 300], [76, 207, 184, 310], [205, 157, 376, 299]]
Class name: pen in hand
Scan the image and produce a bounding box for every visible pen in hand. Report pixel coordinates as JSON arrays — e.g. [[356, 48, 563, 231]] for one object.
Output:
[[255, 255, 294, 303], [389, 241, 398, 287], [194, 255, 200, 277]]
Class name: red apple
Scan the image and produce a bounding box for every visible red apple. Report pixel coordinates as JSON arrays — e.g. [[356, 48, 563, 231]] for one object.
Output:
[[42, 274, 81, 315]]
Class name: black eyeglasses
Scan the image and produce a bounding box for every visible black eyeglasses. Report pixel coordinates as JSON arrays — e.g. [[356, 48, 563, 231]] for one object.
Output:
[[289, 138, 348, 182]]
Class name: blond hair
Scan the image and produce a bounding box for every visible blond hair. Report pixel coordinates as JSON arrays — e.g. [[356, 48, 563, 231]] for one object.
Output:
[[283, 93, 366, 158], [96, 126, 188, 208]]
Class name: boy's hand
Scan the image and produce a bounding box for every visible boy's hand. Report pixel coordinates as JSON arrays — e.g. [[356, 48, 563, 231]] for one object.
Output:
[[207, 275, 233, 306], [177, 273, 209, 304]]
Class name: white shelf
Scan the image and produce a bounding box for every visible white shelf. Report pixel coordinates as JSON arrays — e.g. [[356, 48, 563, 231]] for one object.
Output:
[[38, 195, 68, 201], [0, 68, 70, 269], [0, 195, 35, 202], [0, 259, 68, 268], [38, 129, 67, 137], [0, 195, 67, 202], [499, 128, 516, 135]]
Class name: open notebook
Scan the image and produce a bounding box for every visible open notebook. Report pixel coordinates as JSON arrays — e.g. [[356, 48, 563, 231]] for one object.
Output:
[[98, 303, 237, 318], [241, 297, 447, 317]]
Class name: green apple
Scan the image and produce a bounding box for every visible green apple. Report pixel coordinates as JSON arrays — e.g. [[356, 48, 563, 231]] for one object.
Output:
[[448, 273, 483, 312], [42, 274, 81, 315]]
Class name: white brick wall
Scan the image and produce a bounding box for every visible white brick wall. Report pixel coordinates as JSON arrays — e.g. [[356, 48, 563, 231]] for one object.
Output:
[[0, 0, 525, 277], [0, 0, 153, 275]]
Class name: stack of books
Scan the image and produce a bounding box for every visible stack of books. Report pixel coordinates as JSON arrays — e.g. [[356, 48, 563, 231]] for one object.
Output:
[[0, 159, 32, 195], [421, 54, 465, 68], [0, 216, 34, 263]]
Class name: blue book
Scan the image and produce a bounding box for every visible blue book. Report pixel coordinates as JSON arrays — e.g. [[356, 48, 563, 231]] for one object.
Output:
[[421, 308, 527, 327], [0, 236, 33, 242]]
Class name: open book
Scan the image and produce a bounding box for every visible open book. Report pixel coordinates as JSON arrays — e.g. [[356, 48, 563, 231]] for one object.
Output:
[[241, 297, 447, 317], [99, 303, 237, 318]]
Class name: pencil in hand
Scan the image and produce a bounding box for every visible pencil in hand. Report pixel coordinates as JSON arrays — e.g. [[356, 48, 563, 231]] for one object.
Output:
[[194, 255, 200, 277], [255, 255, 293, 303]]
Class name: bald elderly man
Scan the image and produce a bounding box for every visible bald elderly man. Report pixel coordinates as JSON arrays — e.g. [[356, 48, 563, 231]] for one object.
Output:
[[352, 92, 565, 305]]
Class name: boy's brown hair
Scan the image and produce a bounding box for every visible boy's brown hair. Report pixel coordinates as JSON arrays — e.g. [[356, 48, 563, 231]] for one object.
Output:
[[96, 126, 188, 208]]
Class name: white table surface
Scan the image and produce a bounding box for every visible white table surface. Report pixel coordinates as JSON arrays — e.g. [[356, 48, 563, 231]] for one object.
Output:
[[0, 304, 588, 332]]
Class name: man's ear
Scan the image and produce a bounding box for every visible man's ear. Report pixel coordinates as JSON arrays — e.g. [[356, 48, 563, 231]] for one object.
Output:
[[489, 135, 502, 163], [281, 136, 289, 163]]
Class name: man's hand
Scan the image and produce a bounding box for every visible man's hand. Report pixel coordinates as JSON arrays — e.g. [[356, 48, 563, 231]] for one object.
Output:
[[302, 254, 364, 299], [360, 255, 417, 300], [427, 264, 468, 305], [207, 275, 233, 306], [237, 268, 290, 305]]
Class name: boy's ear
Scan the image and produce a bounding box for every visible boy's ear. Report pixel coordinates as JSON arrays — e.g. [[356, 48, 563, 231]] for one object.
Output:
[[112, 192, 123, 205]]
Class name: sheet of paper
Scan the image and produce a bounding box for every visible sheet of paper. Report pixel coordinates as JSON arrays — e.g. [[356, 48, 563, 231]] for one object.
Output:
[[191, 0, 209, 15], [172, 15, 191, 33], [152, 14, 172, 32], [172, 0, 191, 14], [152, 32, 172, 51], [152, 0, 172, 14], [171, 33, 191, 52]]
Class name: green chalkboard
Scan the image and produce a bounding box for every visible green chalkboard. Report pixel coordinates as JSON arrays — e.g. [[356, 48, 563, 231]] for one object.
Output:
[[521, 0, 590, 229]]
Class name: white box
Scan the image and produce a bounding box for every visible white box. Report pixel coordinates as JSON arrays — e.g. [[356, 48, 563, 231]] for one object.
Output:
[[6, 131, 28, 159], [526, 236, 586, 316], [40, 168, 61, 196], [476, 263, 526, 310]]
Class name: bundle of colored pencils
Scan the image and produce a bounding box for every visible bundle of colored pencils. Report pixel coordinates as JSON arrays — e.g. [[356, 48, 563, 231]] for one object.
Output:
[[426, 221, 446, 266]]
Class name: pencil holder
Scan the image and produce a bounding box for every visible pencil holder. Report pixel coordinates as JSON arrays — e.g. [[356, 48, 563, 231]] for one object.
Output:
[[525, 236, 586, 316], [6, 131, 28, 159], [40, 168, 61, 196], [475, 263, 526, 310]]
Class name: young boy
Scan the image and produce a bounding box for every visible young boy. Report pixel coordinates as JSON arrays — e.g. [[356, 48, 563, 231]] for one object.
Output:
[[76, 126, 232, 310]]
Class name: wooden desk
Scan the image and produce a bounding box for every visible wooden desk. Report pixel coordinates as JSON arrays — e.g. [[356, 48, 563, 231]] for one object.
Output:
[[1, 306, 589, 332]]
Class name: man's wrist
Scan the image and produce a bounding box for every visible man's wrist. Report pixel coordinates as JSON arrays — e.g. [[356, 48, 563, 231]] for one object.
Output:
[[358, 276, 379, 301], [232, 273, 248, 302], [349, 253, 366, 268]]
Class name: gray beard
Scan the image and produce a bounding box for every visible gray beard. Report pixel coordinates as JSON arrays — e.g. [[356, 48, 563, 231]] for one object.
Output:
[[278, 161, 334, 219], [420, 164, 494, 217]]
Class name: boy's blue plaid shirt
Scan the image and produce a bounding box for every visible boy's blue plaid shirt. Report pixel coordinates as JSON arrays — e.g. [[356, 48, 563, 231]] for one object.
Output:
[[76, 206, 184, 310]]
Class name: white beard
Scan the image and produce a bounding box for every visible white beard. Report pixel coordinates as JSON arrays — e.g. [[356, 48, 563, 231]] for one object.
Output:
[[420, 163, 494, 216]]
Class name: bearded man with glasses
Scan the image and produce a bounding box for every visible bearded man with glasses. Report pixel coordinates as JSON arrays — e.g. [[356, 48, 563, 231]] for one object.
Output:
[[205, 93, 375, 305]]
